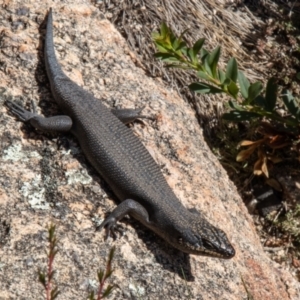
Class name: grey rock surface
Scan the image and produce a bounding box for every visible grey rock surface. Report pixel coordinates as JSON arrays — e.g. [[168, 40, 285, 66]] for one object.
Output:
[[0, 1, 299, 299]]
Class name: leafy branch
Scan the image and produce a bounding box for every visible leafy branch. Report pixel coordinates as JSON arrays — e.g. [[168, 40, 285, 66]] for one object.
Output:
[[153, 23, 300, 127], [152, 23, 300, 177]]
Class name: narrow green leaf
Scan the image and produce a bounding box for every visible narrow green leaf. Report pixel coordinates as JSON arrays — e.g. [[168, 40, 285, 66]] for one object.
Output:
[[175, 41, 186, 51], [228, 100, 235, 109], [238, 70, 250, 99], [165, 64, 190, 70], [222, 110, 261, 121], [228, 100, 244, 111], [160, 23, 168, 38], [151, 31, 159, 39], [265, 78, 277, 111], [154, 34, 173, 49], [38, 272, 46, 287], [204, 55, 212, 76], [207, 46, 221, 78], [283, 116, 300, 128], [227, 80, 239, 99], [218, 69, 226, 84], [254, 95, 266, 107], [49, 225, 55, 239], [222, 78, 231, 86], [102, 285, 114, 298], [98, 270, 105, 282], [200, 48, 209, 60], [163, 58, 181, 63], [153, 53, 179, 63], [189, 82, 222, 94], [171, 36, 180, 50], [178, 28, 189, 42], [51, 287, 60, 300], [247, 82, 263, 103], [282, 89, 300, 119], [188, 48, 199, 66], [226, 58, 238, 83], [187, 48, 195, 63], [193, 38, 205, 55], [197, 71, 211, 81], [170, 31, 182, 51], [104, 270, 114, 281], [88, 291, 95, 300], [180, 47, 188, 57], [155, 43, 168, 53]]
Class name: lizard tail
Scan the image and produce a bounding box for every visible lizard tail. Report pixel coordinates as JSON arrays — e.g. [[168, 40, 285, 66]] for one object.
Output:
[[44, 8, 64, 80]]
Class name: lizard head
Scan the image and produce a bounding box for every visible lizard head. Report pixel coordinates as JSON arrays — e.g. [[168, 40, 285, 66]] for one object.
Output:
[[167, 215, 235, 258]]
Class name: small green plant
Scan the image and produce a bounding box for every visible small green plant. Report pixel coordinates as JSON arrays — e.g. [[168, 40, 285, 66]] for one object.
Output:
[[88, 247, 115, 300], [38, 225, 115, 300], [152, 23, 300, 177], [272, 204, 300, 245], [38, 224, 60, 300]]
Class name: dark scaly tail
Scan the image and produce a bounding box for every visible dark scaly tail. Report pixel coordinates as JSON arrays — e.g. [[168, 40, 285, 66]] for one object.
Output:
[[44, 8, 64, 81]]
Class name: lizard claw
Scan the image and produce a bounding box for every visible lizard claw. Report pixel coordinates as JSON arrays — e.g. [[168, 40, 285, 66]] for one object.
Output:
[[97, 216, 122, 239], [6, 100, 35, 122]]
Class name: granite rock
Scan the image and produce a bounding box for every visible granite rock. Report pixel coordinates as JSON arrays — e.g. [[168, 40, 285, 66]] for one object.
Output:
[[0, 1, 299, 299]]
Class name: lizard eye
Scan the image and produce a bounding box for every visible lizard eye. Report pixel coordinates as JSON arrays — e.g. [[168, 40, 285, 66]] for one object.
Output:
[[202, 239, 216, 251]]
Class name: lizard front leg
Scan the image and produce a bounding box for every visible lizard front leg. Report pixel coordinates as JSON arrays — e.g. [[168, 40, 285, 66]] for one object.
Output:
[[98, 199, 150, 236]]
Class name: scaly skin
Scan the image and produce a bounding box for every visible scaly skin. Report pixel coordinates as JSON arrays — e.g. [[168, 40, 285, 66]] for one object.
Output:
[[6, 9, 235, 258]]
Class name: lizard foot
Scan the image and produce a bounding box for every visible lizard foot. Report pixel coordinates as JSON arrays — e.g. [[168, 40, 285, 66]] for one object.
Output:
[[6, 100, 36, 122], [97, 216, 124, 239]]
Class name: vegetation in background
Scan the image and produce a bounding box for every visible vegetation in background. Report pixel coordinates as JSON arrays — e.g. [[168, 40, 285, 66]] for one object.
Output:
[[270, 203, 300, 245], [152, 22, 300, 266], [152, 23, 300, 178]]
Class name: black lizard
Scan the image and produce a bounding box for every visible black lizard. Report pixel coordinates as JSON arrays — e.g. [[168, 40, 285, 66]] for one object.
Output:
[[6, 9, 235, 258]]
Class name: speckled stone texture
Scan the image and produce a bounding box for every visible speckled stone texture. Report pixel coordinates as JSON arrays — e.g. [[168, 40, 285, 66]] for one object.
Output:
[[0, 1, 299, 299]]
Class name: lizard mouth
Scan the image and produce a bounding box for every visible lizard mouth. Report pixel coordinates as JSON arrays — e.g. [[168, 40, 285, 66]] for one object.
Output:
[[182, 241, 235, 258], [202, 239, 235, 258], [177, 235, 235, 258]]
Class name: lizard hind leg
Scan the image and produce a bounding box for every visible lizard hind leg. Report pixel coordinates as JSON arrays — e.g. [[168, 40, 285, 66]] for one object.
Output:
[[6, 100, 73, 132], [6, 100, 36, 122]]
